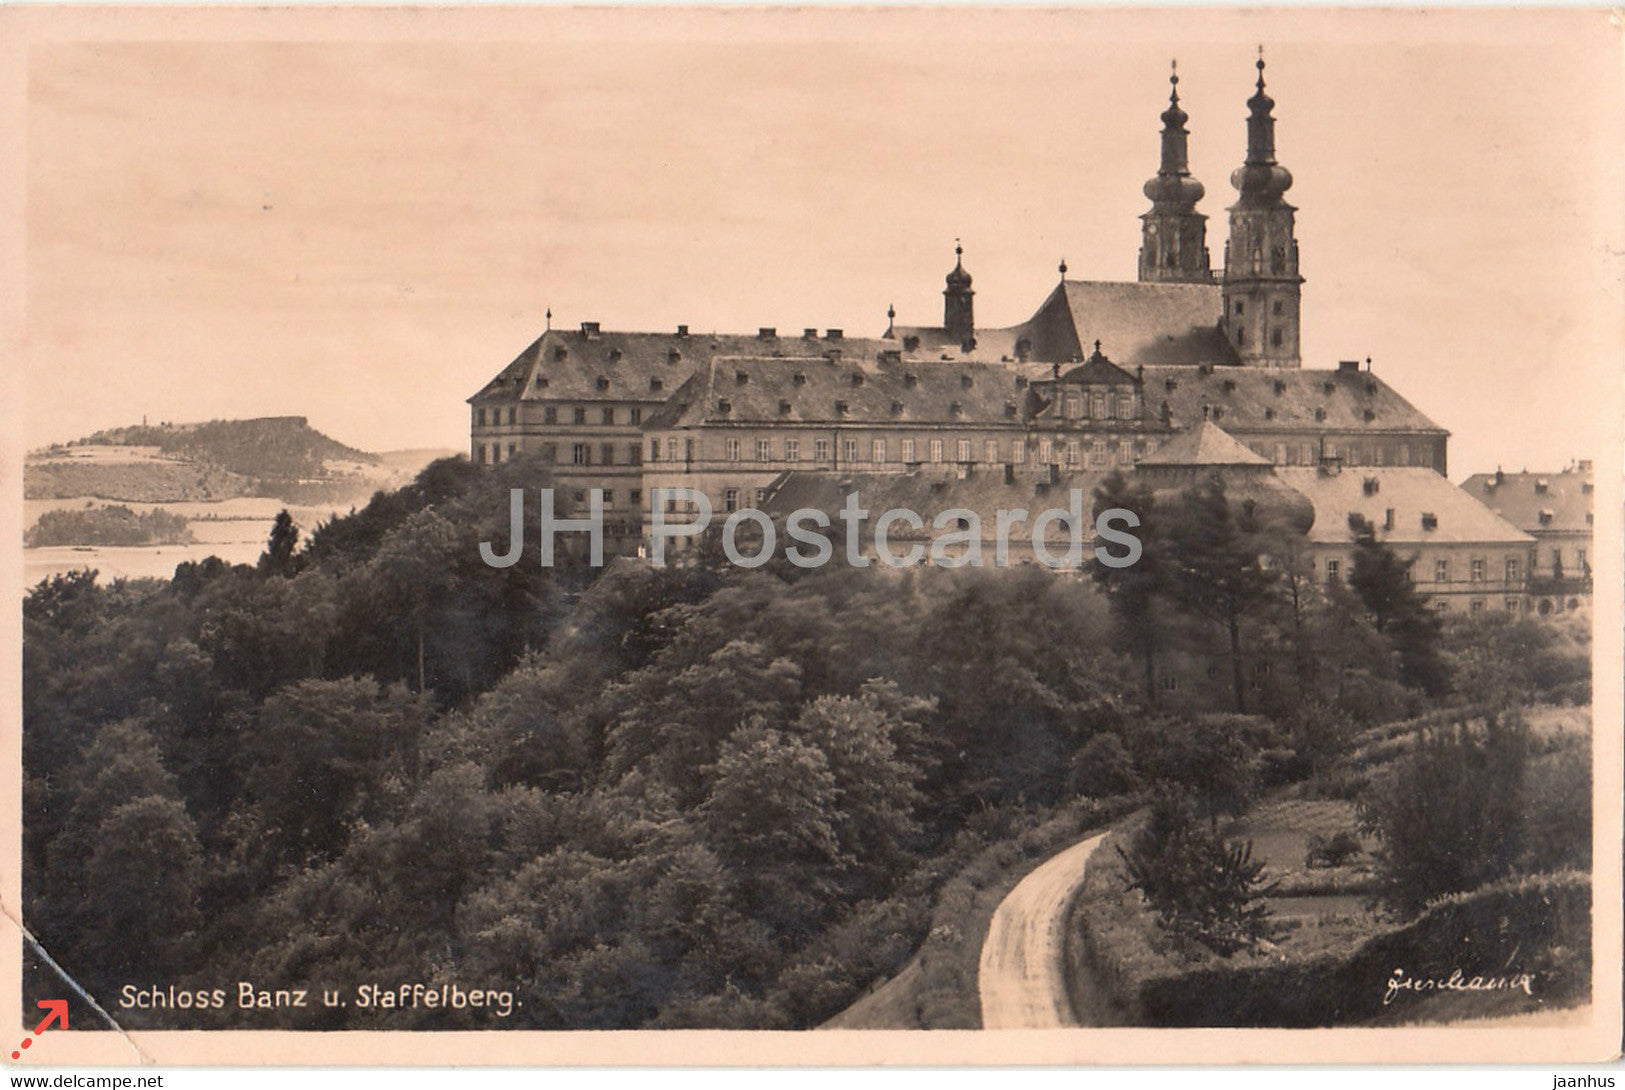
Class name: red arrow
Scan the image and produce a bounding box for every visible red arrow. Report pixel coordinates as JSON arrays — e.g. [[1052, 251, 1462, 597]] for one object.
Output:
[[33, 1000, 68, 1035]]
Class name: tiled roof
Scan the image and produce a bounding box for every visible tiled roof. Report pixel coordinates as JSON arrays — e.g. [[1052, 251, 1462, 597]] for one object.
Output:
[[469, 328, 933, 404], [1129, 365, 1446, 435], [761, 468, 1109, 545], [887, 324, 1027, 362], [645, 354, 1033, 430], [1277, 467, 1534, 547], [1460, 468, 1594, 535], [1015, 280, 1237, 367], [1137, 420, 1271, 466]]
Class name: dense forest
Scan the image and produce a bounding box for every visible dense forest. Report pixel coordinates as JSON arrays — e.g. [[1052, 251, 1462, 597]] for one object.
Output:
[[25, 506, 195, 548], [21, 454, 1591, 1029]]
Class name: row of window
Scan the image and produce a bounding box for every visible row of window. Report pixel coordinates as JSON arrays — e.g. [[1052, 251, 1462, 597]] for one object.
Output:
[[1058, 388, 1138, 421], [1320, 556, 1527, 584], [474, 405, 645, 428], [652, 434, 1142, 468], [476, 442, 647, 467]]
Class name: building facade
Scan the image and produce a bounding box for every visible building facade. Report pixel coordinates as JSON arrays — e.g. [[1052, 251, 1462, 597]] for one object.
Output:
[[1461, 462, 1594, 614]]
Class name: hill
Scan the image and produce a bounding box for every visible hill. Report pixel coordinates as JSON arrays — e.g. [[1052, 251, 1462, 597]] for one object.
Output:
[[26, 417, 407, 505]]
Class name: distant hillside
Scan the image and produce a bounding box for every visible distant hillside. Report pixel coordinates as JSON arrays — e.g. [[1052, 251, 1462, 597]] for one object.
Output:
[[79, 417, 377, 479], [26, 417, 412, 505]]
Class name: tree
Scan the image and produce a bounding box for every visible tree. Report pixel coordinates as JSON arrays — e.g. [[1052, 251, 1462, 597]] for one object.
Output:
[[1117, 790, 1274, 955], [1358, 710, 1529, 915], [1091, 471, 1167, 703], [1345, 521, 1448, 695], [1161, 476, 1280, 712], [258, 510, 301, 577]]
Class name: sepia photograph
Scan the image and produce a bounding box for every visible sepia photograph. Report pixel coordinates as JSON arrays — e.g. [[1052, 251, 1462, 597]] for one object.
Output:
[[2, 4, 1621, 1068]]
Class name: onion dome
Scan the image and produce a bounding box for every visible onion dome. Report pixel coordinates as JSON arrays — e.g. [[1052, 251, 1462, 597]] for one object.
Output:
[[1230, 52, 1294, 207], [945, 242, 972, 290], [1144, 63, 1207, 210]]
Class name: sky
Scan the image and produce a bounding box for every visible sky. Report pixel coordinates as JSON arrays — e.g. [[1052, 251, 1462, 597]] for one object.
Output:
[[17, 7, 1625, 480]]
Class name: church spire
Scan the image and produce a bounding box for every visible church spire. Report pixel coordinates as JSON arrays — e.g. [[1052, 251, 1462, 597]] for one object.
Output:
[[1222, 48, 1303, 367], [1138, 60, 1213, 284], [943, 240, 975, 345]]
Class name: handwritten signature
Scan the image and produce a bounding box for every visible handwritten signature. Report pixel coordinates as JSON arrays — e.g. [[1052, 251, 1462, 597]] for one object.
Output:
[[1383, 967, 1536, 1005]]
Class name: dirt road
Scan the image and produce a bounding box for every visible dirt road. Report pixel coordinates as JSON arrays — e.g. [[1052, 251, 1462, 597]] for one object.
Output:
[[977, 831, 1107, 1029]]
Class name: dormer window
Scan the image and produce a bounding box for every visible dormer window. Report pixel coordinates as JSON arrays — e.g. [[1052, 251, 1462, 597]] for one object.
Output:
[[1314, 407, 1327, 422], [596, 377, 610, 391], [553, 346, 568, 361], [903, 335, 921, 352], [1323, 381, 1336, 394], [1421, 512, 1438, 531], [1264, 407, 1275, 420], [778, 400, 792, 416], [536, 376, 549, 389], [735, 370, 749, 385], [716, 398, 732, 414], [835, 400, 849, 416], [1165, 378, 1178, 392], [668, 349, 682, 364], [904, 373, 919, 389], [649, 377, 664, 392], [949, 400, 963, 416], [1273, 380, 1286, 395], [960, 374, 973, 389], [1363, 409, 1376, 422], [1222, 379, 1237, 394], [851, 372, 865, 387], [890, 401, 904, 416], [792, 372, 807, 387], [608, 347, 623, 362]]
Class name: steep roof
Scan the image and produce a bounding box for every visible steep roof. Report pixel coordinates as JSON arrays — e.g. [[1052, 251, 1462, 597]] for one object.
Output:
[[887, 324, 1026, 363], [645, 354, 1032, 430], [1460, 468, 1594, 535], [468, 328, 946, 405], [1137, 420, 1271, 467], [1015, 280, 1236, 367], [761, 468, 1109, 547], [1129, 365, 1446, 435], [1277, 467, 1534, 547]]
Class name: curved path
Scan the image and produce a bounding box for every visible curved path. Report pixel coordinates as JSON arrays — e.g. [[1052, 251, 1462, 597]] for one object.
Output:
[[977, 831, 1107, 1028]]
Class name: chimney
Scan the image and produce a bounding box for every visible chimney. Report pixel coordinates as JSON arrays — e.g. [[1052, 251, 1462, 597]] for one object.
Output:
[[758, 327, 776, 339], [825, 328, 843, 341], [1338, 359, 1360, 373], [676, 324, 689, 336], [581, 321, 601, 335]]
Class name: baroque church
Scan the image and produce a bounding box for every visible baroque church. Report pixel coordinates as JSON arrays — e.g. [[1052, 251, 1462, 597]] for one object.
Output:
[[467, 58, 1533, 611]]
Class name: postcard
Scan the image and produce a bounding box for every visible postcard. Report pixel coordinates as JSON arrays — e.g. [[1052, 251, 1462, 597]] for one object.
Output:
[[2, 4, 1620, 1067]]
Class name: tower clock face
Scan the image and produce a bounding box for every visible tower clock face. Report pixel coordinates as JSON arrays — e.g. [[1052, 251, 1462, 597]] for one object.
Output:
[[1147, 223, 1158, 235]]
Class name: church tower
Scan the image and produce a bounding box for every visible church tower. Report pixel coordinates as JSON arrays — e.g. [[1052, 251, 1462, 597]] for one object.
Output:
[[1139, 63, 1213, 284], [1221, 53, 1303, 368], [943, 242, 975, 346]]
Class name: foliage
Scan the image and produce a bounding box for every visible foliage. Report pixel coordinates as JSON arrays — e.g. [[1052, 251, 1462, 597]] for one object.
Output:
[[1346, 527, 1448, 695], [1116, 791, 1275, 955], [25, 505, 195, 547], [1304, 831, 1364, 869], [1358, 710, 1529, 916]]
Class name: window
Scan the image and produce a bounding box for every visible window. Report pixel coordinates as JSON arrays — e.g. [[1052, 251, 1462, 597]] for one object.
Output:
[[1091, 391, 1107, 419], [1505, 598, 1521, 612], [1234, 301, 1245, 316], [541, 443, 557, 463], [1300, 441, 1313, 464], [1274, 442, 1287, 465], [1038, 438, 1053, 465], [599, 443, 615, 465], [724, 489, 739, 513], [1470, 598, 1486, 614], [629, 408, 642, 425], [1091, 439, 1108, 466], [755, 489, 767, 506], [957, 439, 971, 462], [726, 438, 742, 461], [1271, 329, 1283, 347], [629, 443, 642, 465], [667, 437, 680, 461], [1160, 674, 1179, 692], [572, 490, 586, 504], [1577, 548, 1588, 571], [573, 407, 587, 425], [1064, 392, 1082, 419], [629, 489, 642, 506], [1470, 557, 1485, 582], [985, 438, 998, 463], [476, 408, 486, 427], [1013, 439, 1026, 465], [544, 406, 558, 424], [901, 438, 916, 462], [786, 438, 801, 461], [1505, 557, 1520, 583], [815, 438, 830, 462], [1435, 558, 1449, 583], [1061, 440, 1077, 466], [1326, 558, 1340, 581], [603, 490, 615, 505], [1117, 389, 1135, 420], [930, 439, 944, 463], [757, 438, 772, 462], [1273, 300, 1283, 316], [572, 444, 590, 466], [508, 408, 518, 425], [508, 442, 518, 458], [1398, 444, 1410, 466], [873, 439, 887, 463], [843, 439, 859, 463]]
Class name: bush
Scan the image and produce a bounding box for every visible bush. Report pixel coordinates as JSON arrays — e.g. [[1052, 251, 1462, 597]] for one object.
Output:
[[1305, 831, 1363, 869], [1358, 710, 1529, 916], [1116, 791, 1275, 956]]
